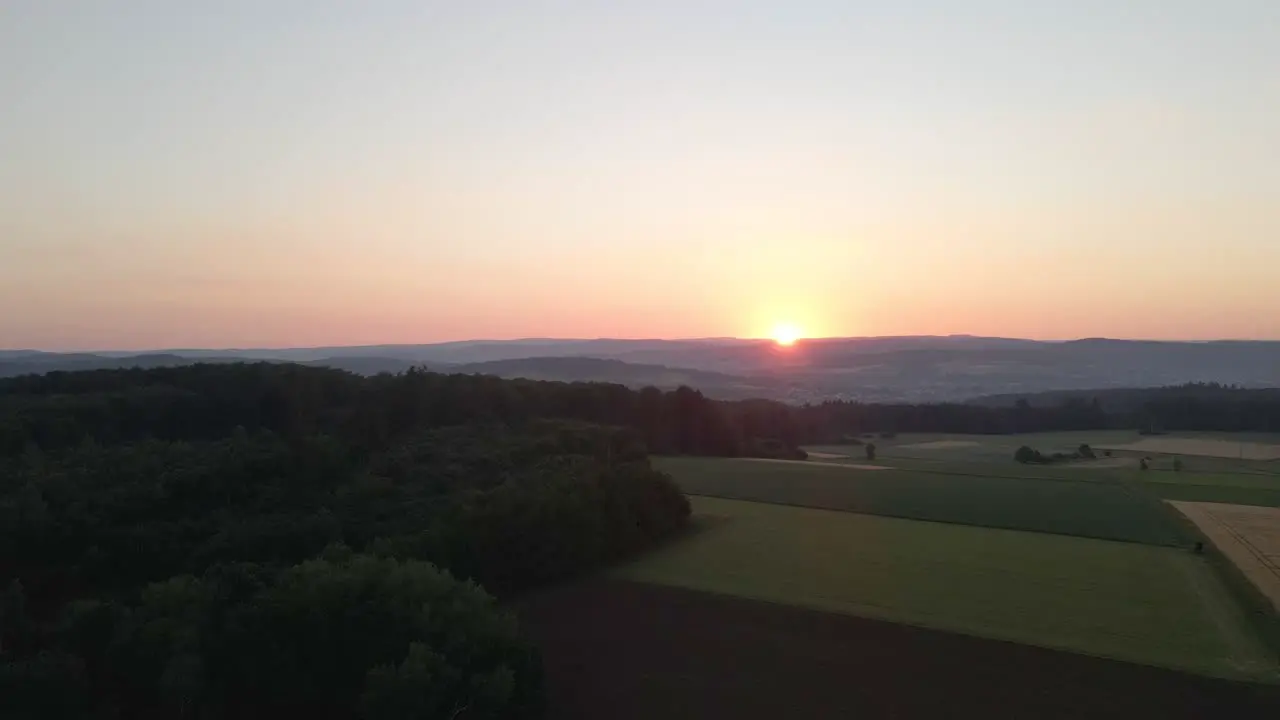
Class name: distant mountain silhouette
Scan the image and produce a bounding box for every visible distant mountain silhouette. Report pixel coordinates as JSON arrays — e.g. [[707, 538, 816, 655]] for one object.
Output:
[[5, 336, 1280, 402]]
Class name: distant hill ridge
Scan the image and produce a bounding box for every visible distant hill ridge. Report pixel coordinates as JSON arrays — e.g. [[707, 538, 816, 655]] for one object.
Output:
[[4, 336, 1279, 403]]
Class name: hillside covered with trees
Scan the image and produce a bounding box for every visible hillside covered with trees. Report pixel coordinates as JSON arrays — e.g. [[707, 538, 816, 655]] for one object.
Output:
[[0, 365, 704, 718]]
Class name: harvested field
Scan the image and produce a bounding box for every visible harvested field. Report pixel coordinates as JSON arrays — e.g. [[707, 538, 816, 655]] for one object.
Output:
[[655, 456, 1189, 546], [517, 580, 1280, 720], [1172, 501, 1280, 613], [1061, 457, 1132, 469], [1098, 438, 1280, 461], [897, 439, 981, 450], [613, 497, 1275, 679]]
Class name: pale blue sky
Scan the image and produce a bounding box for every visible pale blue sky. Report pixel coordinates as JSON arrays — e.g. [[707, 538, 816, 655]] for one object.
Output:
[[3, 1, 1278, 349]]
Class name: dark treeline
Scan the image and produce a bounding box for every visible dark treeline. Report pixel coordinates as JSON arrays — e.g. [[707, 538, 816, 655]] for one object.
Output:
[[6, 368, 1277, 462], [785, 398, 1111, 440], [0, 364, 798, 461], [789, 385, 1280, 440], [962, 383, 1280, 434], [0, 364, 700, 719]]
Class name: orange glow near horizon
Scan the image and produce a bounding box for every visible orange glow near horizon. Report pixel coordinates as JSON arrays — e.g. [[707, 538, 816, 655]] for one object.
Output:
[[772, 323, 803, 347]]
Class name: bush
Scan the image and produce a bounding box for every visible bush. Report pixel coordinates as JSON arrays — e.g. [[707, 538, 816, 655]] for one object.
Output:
[[1015, 446, 1042, 464], [749, 438, 807, 460], [1078, 444, 1096, 459]]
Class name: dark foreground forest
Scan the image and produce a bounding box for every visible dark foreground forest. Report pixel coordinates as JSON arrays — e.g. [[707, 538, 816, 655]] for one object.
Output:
[[0, 365, 709, 718], [3, 364, 1279, 718]]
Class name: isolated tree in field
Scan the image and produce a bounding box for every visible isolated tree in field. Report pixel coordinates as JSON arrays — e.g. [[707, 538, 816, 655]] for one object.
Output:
[[1139, 457, 1149, 471], [865, 443, 876, 461], [1078, 443, 1096, 459], [1014, 445, 1039, 464]]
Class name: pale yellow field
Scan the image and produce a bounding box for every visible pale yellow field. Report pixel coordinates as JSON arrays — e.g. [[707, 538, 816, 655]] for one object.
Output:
[[738, 458, 889, 470], [1171, 501, 1280, 613], [1065, 457, 1136, 470], [1097, 438, 1280, 460], [895, 440, 981, 450]]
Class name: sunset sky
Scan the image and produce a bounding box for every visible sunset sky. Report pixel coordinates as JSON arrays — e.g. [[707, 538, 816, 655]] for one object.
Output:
[[3, 1, 1278, 350]]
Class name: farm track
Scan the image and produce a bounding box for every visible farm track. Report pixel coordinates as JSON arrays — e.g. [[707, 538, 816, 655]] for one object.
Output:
[[517, 580, 1280, 720]]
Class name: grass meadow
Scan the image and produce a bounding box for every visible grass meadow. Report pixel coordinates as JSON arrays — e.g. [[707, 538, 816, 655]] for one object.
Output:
[[613, 496, 1277, 681], [654, 455, 1191, 545]]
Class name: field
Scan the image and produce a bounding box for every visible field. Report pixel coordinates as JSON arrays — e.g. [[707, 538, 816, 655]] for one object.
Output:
[[654, 456, 1190, 545], [1100, 437, 1280, 461], [519, 581, 1280, 720], [1173, 502, 1280, 613], [1150, 483, 1280, 508], [525, 431, 1280, 718], [612, 496, 1275, 680], [810, 430, 1280, 468], [799, 430, 1280, 510]]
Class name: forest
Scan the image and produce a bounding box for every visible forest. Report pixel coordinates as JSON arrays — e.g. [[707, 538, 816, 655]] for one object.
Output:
[[4, 365, 1279, 718], [0, 365, 700, 718]]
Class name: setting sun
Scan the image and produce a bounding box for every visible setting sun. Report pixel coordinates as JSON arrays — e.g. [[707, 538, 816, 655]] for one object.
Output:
[[772, 323, 803, 346]]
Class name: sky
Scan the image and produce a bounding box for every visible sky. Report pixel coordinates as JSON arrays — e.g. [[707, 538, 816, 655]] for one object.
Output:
[[2, 1, 1278, 350]]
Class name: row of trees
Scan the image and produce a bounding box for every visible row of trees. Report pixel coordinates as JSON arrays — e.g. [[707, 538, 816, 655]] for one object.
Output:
[[1, 364, 700, 718], [973, 384, 1280, 433], [789, 389, 1280, 440], [0, 365, 804, 460], [6, 367, 1280, 463], [1014, 443, 1098, 465]]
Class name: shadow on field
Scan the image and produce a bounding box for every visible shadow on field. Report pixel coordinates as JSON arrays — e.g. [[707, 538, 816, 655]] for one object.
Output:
[[517, 580, 1280, 720]]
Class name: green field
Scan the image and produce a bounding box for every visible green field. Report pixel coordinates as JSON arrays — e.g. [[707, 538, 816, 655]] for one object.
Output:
[[655, 456, 1190, 546], [614, 496, 1277, 681], [1143, 482, 1280, 508], [808, 431, 1139, 462], [811, 431, 1280, 477]]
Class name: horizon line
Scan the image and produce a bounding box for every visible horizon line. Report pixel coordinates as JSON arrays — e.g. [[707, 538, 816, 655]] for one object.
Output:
[[5, 334, 1279, 355]]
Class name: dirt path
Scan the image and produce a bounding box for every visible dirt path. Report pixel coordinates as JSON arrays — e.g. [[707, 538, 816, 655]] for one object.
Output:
[[1169, 501, 1280, 613]]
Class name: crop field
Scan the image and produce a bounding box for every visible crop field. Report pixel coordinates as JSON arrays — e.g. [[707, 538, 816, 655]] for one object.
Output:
[[1146, 483, 1280, 508], [806, 431, 1140, 462], [654, 456, 1190, 545], [611, 496, 1277, 680], [1099, 437, 1280, 461], [811, 431, 1280, 472], [1172, 502, 1280, 613], [519, 580, 1280, 720]]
